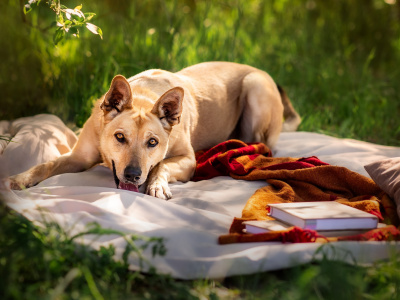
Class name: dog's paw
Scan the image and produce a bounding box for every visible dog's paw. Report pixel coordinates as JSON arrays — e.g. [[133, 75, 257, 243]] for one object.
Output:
[[146, 179, 172, 200], [8, 175, 31, 190]]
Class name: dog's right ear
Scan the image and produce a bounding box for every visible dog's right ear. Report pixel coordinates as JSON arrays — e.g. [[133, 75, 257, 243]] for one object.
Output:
[[100, 75, 133, 119]]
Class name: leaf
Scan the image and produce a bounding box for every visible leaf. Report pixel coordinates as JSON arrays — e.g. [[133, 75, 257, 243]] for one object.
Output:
[[53, 27, 65, 45], [97, 27, 103, 39], [23, 4, 32, 14], [86, 23, 103, 39], [74, 4, 82, 11], [69, 26, 79, 37], [0, 136, 12, 143], [56, 13, 64, 25], [84, 12, 96, 21]]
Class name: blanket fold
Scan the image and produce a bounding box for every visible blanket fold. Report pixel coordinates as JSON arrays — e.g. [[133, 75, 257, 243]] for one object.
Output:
[[193, 140, 400, 244]]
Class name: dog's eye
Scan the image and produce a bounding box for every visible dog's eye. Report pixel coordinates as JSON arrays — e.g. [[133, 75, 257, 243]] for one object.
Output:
[[148, 138, 158, 147], [115, 133, 125, 143]]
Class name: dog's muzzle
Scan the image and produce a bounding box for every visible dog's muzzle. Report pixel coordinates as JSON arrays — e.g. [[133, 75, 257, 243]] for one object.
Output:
[[112, 160, 139, 193]]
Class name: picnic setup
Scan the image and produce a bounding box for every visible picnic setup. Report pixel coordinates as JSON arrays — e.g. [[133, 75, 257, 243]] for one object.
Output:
[[2, 1, 400, 298], [2, 114, 399, 279]]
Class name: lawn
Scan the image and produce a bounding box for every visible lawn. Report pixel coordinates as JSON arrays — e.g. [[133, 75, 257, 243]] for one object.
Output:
[[1, 0, 400, 299]]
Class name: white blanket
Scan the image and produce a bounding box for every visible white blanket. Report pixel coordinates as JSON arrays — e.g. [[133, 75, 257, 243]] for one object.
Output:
[[1, 114, 399, 279]]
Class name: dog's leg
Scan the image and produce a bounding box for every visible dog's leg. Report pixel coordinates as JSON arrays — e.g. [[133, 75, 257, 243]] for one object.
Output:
[[9, 118, 101, 190], [9, 153, 96, 189], [146, 154, 196, 200], [239, 72, 284, 148], [146, 87, 197, 199]]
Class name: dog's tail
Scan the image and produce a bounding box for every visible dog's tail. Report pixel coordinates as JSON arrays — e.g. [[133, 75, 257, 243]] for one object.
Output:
[[277, 85, 301, 132]]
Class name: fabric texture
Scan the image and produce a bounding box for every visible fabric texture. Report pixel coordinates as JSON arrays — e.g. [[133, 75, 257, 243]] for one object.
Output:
[[0, 114, 77, 177], [365, 157, 400, 222]]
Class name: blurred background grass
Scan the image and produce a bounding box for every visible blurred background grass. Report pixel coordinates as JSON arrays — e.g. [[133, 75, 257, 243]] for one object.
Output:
[[2, 0, 400, 145]]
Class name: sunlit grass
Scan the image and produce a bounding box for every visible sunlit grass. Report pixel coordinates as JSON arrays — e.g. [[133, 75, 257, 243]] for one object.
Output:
[[2, 0, 400, 145]]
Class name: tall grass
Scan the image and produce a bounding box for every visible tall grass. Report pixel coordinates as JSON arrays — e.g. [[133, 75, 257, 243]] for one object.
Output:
[[1, 0, 400, 299], [2, 0, 400, 144]]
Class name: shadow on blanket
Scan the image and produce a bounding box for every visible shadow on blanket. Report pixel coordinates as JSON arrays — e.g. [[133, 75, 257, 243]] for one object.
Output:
[[192, 140, 400, 244]]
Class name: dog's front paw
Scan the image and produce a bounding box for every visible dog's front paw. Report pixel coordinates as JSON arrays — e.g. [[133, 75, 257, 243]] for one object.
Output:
[[146, 179, 172, 200], [8, 174, 32, 190]]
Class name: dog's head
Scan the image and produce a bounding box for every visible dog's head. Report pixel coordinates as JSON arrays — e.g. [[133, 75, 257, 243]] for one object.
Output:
[[99, 75, 184, 192]]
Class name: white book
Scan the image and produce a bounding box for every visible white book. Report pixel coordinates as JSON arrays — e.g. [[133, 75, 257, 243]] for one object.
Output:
[[243, 219, 383, 237], [243, 219, 292, 234], [267, 201, 379, 231]]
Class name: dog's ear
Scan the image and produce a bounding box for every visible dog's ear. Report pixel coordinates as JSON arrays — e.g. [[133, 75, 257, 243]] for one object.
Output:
[[100, 75, 132, 118], [151, 87, 184, 129]]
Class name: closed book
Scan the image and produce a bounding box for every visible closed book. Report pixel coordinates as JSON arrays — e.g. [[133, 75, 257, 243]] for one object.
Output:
[[243, 219, 383, 237], [243, 219, 291, 234], [267, 201, 378, 231]]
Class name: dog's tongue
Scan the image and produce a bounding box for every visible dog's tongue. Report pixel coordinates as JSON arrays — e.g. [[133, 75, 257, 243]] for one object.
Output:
[[118, 182, 139, 193]]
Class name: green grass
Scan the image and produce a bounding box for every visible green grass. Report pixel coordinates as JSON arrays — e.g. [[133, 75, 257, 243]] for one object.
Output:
[[2, 0, 400, 299]]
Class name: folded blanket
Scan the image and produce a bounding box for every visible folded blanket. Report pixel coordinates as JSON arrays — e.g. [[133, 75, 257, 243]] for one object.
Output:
[[193, 140, 400, 244]]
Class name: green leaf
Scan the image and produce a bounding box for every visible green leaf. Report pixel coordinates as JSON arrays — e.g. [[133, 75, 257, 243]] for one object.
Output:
[[56, 13, 64, 25], [84, 12, 96, 21], [69, 26, 79, 37], [0, 136, 12, 143], [53, 27, 65, 45], [97, 27, 103, 39], [23, 4, 32, 14]]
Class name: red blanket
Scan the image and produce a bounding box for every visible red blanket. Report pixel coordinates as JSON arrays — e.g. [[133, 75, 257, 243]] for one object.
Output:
[[193, 140, 400, 244]]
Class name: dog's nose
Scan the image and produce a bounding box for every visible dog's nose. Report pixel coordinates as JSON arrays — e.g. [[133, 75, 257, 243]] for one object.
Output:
[[124, 166, 142, 182]]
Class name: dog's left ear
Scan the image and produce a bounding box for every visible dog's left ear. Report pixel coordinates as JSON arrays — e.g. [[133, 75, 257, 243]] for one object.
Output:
[[151, 87, 184, 129], [101, 75, 133, 119]]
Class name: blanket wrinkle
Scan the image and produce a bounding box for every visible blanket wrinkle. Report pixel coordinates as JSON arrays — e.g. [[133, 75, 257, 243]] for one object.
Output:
[[192, 139, 400, 244]]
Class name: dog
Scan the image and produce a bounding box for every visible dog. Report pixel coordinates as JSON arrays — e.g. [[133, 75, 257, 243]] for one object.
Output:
[[9, 62, 301, 199]]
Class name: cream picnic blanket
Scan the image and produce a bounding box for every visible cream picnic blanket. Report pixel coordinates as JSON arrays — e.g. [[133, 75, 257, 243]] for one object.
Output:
[[1, 114, 399, 279]]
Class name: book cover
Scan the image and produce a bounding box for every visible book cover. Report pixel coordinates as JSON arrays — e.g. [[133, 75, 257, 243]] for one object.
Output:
[[267, 201, 378, 231]]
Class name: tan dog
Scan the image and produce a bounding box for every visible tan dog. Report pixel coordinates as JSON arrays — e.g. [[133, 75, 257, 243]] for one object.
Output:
[[9, 62, 300, 199]]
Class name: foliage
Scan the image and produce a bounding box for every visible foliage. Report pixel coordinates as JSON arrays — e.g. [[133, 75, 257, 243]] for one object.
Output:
[[2, 0, 400, 145], [0, 136, 12, 143], [0, 202, 198, 299], [224, 254, 400, 300], [24, 0, 102, 44]]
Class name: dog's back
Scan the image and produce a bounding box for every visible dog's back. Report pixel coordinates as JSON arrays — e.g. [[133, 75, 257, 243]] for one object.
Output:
[[177, 62, 300, 149]]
